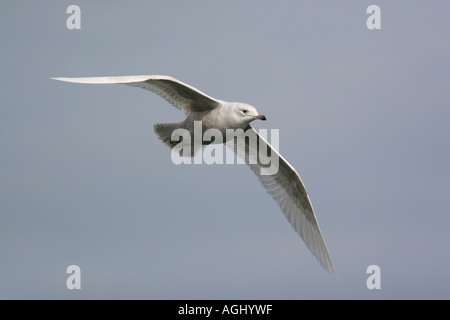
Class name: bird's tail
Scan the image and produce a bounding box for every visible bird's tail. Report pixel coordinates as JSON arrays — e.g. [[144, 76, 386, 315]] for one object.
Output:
[[154, 122, 184, 148], [154, 122, 202, 157]]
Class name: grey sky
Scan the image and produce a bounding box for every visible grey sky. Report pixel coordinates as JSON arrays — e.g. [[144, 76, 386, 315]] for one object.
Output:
[[1, 1, 449, 299]]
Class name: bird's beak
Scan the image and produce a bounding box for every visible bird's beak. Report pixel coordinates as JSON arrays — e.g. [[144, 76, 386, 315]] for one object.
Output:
[[255, 114, 267, 121]]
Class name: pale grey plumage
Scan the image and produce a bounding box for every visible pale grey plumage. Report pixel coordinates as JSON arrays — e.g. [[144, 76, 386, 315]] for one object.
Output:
[[229, 126, 337, 275], [52, 75, 220, 113], [52, 75, 337, 276]]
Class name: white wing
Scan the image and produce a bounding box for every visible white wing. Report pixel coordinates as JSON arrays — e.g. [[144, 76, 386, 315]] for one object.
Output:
[[52, 75, 220, 113], [229, 126, 337, 276]]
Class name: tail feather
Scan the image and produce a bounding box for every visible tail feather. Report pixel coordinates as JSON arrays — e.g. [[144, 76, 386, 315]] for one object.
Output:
[[154, 122, 202, 157], [154, 122, 184, 148]]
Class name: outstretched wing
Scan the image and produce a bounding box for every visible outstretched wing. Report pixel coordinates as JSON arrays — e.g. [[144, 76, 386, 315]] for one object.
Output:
[[52, 75, 220, 113], [228, 125, 337, 276]]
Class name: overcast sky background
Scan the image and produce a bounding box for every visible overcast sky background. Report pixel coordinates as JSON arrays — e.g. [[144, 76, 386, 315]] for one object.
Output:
[[1, 1, 449, 299]]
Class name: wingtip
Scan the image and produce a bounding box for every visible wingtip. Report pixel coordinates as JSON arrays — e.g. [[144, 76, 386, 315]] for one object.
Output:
[[330, 266, 339, 279], [49, 75, 156, 84], [323, 254, 339, 278], [51, 77, 70, 82]]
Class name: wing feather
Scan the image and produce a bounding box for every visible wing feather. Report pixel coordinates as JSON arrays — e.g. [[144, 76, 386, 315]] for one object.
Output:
[[228, 126, 337, 275], [52, 75, 220, 113]]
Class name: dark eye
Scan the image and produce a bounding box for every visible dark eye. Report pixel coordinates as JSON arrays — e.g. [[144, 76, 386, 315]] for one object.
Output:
[[242, 109, 247, 114]]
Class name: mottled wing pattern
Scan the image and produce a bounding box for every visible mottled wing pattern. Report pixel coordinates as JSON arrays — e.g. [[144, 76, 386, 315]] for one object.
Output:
[[52, 75, 220, 113], [228, 125, 337, 275]]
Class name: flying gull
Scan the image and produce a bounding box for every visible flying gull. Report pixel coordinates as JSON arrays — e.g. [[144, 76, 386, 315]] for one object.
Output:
[[52, 75, 337, 275]]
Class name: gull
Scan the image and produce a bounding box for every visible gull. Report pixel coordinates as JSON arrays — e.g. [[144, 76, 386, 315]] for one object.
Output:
[[52, 75, 337, 275]]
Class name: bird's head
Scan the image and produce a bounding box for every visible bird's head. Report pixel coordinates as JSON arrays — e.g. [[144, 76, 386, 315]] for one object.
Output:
[[232, 103, 266, 127]]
